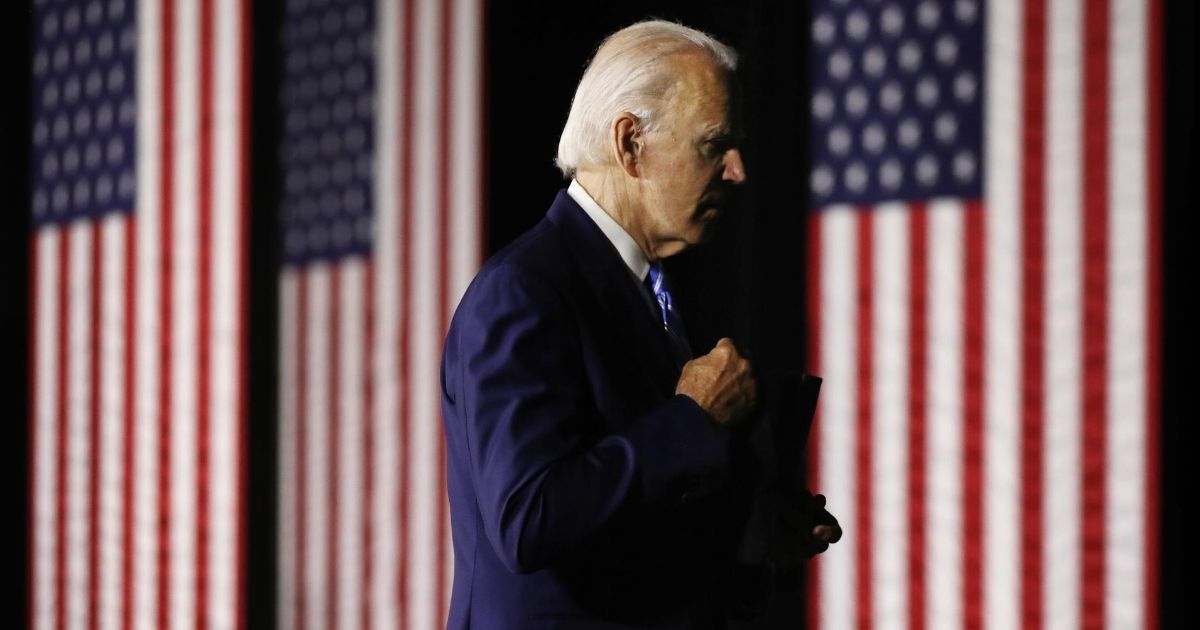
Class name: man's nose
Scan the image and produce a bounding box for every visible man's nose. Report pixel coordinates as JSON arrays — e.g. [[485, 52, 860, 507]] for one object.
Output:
[[722, 149, 746, 184]]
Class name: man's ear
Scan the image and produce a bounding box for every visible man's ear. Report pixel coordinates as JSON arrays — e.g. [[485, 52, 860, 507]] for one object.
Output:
[[611, 113, 642, 178]]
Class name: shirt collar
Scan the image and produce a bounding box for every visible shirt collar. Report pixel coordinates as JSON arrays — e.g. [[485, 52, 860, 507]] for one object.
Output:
[[567, 179, 651, 282]]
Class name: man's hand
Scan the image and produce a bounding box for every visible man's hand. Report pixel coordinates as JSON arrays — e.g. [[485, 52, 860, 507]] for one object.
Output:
[[772, 491, 842, 564], [797, 493, 842, 557], [675, 338, 758, 426]]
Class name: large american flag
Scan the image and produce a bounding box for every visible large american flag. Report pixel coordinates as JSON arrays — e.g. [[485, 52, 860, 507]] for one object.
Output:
[[29, 0, 250, 629], [804, 1, 1160, 629], [274, 0, 483, 629]]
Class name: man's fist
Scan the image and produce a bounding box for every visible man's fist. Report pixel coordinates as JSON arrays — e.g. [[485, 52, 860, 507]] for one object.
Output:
[[798, 493, 842, 557], [675, 338, 758, 425], [775, 492, 843, 565]]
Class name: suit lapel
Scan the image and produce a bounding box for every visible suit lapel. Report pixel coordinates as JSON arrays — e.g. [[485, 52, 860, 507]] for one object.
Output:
[[544, 191, 681, 393]]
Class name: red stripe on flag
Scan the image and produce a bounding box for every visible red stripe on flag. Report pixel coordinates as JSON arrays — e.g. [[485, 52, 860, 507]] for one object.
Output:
[[157, 0, 177, 626], [1019, 0, 1047, 626], [362, 263, 376, 630], [855, 209, 874, 630], [88, 222, 103, 630], [962, 201, 985, 630], [804, 213, 822, 630], [55, 231, 70, 630], [907, 204, 928, 630], [328, 269, 342, 630], [196, 1, 216, 627], [1144, 1, 1163, 628], [122, 217, 136, 630], [437, 0, 456, 622], [397, 1, 415, 626], [1080, 0, 1110, 626], [295, 275, 309, 630]]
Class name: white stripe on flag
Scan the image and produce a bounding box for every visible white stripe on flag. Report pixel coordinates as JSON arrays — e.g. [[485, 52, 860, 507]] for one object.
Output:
[[374, 1, 402, 627], [170, 0, 202, 625], [32, 230, 60, 630], [1044, 0, 1083, 627], [306, 265, 332, 628], [133, 0, 163, 622], [278, 272, 299, 630], [871, 203, 909, 630], [209, 0, 244, 625], [817, 207, 857, 630], [66, 220, 94, 630], [984, 0, 1023, 628], [450, 0, 482, 312], [98, 216, 128, 630], [339, 261, 367, 630], [1107, 0, 1148, 626], [408, 0, 444, 626], [925, 201, 964, 630]]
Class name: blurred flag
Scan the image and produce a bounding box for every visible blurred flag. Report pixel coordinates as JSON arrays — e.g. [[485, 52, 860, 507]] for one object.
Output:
[[275, 0, 483, 629], [805, 1, 1160, 629], [29, 0, 249, 629]]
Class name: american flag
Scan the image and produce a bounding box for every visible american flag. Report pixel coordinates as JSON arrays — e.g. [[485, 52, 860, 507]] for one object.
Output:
[[29, 0, 250, 629], [804, 1, 1160, 630], [274, 0, 483, 628]]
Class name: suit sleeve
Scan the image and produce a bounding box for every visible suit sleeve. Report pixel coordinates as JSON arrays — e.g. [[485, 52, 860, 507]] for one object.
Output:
[[444, 263, 729, 575]]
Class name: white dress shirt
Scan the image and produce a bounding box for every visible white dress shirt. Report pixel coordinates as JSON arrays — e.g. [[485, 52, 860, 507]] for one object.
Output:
[[567, 179, 651, 283]]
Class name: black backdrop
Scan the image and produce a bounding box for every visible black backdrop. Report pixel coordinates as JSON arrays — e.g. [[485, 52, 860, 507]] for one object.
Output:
[[6, 1, 1192, 628]]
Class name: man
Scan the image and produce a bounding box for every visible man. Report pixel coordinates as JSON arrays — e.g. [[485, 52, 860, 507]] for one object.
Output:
[[441, 20, 840, 628]]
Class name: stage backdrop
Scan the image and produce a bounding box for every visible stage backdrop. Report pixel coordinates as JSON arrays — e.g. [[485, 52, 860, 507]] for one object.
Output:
[[29, 0, 251, 628], [274, 1, 483, 630], [804, 1, 1160, 630]]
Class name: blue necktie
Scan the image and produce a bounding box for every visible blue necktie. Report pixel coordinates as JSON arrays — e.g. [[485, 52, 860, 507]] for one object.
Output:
[[644, 263, 693, 367]]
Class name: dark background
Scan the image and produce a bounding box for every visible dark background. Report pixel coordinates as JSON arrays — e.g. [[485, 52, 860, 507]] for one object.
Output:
[[7, 1, 1192, 627]]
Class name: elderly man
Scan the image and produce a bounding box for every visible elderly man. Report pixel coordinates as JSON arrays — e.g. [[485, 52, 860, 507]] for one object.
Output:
[[441, 20, 839, 628]]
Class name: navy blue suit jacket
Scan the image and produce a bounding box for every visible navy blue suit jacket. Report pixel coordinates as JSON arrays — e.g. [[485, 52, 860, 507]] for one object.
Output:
[[441, 191, 746, 628]]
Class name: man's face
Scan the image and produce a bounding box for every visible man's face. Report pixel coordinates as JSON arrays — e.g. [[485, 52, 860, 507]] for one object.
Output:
[[636, 54, 745, 259]]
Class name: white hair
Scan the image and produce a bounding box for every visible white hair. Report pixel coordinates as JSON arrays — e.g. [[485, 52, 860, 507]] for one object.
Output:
[[554, 20, 738, 178]]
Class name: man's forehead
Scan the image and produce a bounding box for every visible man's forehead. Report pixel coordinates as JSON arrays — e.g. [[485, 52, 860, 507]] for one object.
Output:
[[661, 54, 733, 122], [666, 53, 729, 97]]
